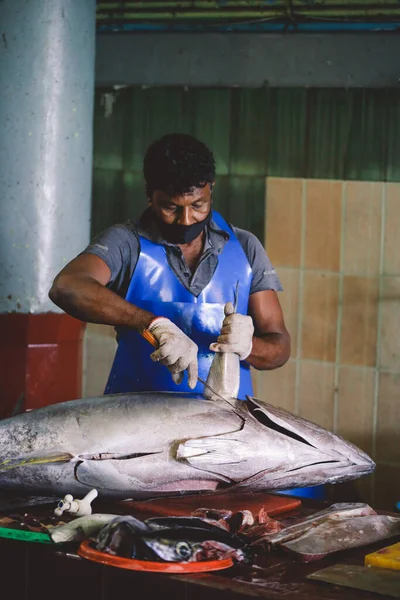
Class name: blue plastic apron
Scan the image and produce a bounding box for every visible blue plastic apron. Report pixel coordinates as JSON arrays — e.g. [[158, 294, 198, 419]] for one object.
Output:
[[104, 211, 253, 398], [104, 211, 322, 500]]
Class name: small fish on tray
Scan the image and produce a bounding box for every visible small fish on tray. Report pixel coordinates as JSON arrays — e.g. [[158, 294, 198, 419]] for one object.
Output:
[[54, 501, 400, 568], [94, 515, 250, 564]]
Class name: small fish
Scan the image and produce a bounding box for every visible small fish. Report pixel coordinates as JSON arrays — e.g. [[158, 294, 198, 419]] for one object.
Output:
[[96, 515, 248, 563], [266, 502, 378, 546], [281, 514, 400, 563], [141, 531, 244, 563]]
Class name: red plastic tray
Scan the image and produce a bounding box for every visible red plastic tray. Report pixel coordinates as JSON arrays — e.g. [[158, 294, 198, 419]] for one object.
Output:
[[78, 539, 234, 573], [123, 492, 301, 520]]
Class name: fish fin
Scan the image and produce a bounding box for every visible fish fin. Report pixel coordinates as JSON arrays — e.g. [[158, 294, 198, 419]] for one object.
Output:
[[246, 397, 320, 447], [177, 436, 249, 465], [204, 353, 240, 403], [0, 453, 73, 472]]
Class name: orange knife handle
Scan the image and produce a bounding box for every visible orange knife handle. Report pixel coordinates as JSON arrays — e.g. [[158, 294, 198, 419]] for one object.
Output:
[[141, 329, 158, 348]]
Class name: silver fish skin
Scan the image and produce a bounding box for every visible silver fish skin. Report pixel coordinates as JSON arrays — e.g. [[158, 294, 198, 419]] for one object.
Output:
[[280, 514, 400, 562], [266, 502, 377, 546], [0, 387, 375, 508]]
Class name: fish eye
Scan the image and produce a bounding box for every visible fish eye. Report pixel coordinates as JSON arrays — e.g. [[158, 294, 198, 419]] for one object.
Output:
[[175, 541, 192, 560]]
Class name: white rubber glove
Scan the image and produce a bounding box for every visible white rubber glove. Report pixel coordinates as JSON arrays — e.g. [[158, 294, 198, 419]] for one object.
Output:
[[148, 317, 198, 389], [209, 302, 254, 361]]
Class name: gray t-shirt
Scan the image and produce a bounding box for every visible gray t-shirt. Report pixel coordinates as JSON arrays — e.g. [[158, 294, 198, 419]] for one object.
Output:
[[82, 211, 282, 298]]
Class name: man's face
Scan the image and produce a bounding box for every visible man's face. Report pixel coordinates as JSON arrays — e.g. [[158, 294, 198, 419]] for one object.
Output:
[[149, 183, 213, 226]]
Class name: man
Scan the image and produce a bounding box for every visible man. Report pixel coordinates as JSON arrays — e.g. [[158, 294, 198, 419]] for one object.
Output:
[[49, 133, 290, 398]]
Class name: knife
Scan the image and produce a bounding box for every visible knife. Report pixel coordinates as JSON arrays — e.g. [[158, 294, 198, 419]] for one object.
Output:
[[141, 328, 230, 404]]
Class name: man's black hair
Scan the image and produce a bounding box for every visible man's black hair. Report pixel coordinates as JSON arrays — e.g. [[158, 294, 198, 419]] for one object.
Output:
[[143, 133, 216, 197]]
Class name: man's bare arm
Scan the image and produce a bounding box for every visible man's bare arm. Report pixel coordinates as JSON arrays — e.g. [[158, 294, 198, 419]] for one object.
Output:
[[246, 290, 291, 370], [48, 254, 155, 332]]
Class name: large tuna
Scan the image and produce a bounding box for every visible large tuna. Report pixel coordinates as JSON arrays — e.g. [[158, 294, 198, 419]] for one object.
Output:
[[0, 351, 375, 507]]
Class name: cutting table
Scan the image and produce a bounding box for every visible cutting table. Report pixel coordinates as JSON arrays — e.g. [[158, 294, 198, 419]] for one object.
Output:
[[0, 494, 398, 600]]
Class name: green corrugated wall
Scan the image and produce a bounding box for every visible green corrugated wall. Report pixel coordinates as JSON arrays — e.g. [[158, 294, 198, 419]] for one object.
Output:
[[92, 87, 400, 241]]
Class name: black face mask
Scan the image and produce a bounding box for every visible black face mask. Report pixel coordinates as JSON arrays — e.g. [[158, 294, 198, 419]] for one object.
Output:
[[153, 209, 212, 245]]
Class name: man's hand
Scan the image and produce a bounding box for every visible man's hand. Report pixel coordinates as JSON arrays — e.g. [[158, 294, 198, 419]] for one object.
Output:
[[209, 302, 254, 360], [148, 318, 198, 389]]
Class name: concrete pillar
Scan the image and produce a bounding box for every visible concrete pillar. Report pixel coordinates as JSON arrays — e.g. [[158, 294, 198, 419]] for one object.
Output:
[[0, 0, 96, 416]]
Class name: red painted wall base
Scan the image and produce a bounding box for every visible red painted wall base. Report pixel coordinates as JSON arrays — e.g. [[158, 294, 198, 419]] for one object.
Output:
[[0, 313, 85, 418]]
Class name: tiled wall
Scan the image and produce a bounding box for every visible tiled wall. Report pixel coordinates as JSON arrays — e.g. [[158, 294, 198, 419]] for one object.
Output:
[[82, 176, 399, 509], [257, 177, 400, 510]]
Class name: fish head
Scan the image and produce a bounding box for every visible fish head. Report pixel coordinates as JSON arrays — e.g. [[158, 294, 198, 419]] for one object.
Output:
[[141, 535, 199, 562], [177, 396, 375, 489], [240, 397, 376, 488], [143, 534, 244, 563]]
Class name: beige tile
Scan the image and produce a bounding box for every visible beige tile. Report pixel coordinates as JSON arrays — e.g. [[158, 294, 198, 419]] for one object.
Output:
[[256, 359, 297, 413], [301, 272, 339, 362], [265, 177, 303, 267], [379, 277, 400, 371], [298, 361, 335, 430], [376, 371, 400, 464], [383, 183, 400, 276], [277, 268, 300, 358], [304, 180, 342, 271], [337, 367, 375, 456], [83, 325, 117, 398], [340, 276, 379, 367], [342, 181, 383, 276], [374, 464, 400, 511], [354, 475, 374, 506], [325, 476, 374, 506]]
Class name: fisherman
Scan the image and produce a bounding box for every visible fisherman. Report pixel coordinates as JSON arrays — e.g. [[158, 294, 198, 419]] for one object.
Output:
[[49, 133, 290, 398]]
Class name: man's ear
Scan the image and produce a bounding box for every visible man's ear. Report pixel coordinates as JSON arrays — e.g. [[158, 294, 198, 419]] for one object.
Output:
[[210, 182, 215, 202]]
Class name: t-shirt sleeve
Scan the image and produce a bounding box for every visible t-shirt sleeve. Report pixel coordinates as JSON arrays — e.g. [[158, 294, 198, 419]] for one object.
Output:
[[80, 224, 140, 297], [233, 227, 283, 294]]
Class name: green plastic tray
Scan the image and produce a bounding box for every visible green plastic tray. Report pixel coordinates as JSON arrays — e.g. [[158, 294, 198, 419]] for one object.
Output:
[[0, 526, 53, 544]]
